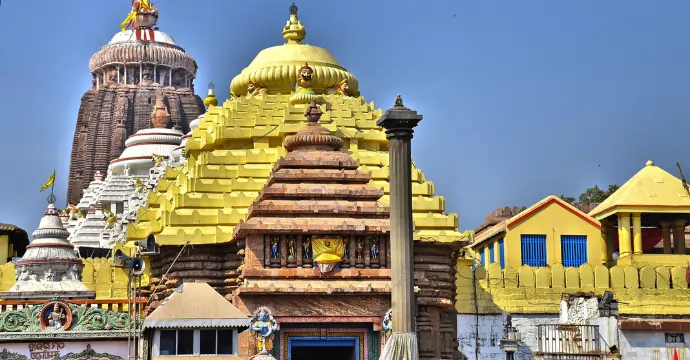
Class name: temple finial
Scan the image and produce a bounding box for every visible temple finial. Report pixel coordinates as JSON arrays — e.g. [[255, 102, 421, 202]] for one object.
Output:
[[204, 82, 218, 108], [304, 100, 323, 123], [208, 82, 215, 90], [283, 3, 306, 43], [395, 94, 403, 107]]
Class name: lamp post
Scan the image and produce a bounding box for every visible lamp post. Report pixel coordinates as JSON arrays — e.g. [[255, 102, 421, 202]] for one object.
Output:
[[500, 314, 521, 360], [378, 95, 423, 360]]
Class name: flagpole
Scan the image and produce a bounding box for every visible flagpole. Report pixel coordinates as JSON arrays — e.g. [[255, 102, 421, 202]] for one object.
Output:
[[47, 170, 56, 205]]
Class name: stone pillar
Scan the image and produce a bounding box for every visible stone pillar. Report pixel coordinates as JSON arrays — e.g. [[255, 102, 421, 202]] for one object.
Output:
[[618, 213, 631, 257], [600, 219, 609, 263], [662, 221, 672, 254], [96, 73, 100, 90], [124, 63, 128, 85], [377, 95, 422, 360], [632, 213, 642, 255], [154, 64, 158, 83], [169, 68, 173, 86], [674, 219, 686, 254], [116, 66, 120, 84], [139, 63, 143, 83]]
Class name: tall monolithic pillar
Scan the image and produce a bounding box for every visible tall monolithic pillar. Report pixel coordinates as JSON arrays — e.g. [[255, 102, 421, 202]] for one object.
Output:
[[378, 95, 422, 360]]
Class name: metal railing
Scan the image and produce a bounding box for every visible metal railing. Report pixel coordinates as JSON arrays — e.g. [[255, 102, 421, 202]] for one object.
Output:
[[536, 324, 604, 359]]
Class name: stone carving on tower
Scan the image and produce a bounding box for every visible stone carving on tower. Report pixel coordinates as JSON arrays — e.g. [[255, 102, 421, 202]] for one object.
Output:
[[66, 1, 205, 205]]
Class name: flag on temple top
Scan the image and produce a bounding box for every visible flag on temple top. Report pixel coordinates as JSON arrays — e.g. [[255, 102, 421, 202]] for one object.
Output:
[[40, 170, 56, 192]]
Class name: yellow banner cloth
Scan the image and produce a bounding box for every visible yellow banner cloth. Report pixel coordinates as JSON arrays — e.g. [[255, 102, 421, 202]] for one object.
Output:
[[312, 237, 345, 264]]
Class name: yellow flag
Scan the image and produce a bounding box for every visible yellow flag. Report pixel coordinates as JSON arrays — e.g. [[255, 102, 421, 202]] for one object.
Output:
[[40, 170, 56, 192]]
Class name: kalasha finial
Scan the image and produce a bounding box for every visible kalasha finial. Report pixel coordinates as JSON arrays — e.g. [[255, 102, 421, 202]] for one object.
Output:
[[304, 101, 322, 123], [290, 3, 298, 15], [208, 82, 215, 90], [395, 94, 403, 107]]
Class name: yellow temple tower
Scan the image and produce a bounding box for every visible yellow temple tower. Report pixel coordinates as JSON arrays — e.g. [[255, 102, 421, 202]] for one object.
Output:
[[126, 3, 468, 359]]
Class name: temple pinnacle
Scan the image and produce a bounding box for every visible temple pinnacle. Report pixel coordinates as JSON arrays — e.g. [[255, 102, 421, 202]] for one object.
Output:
[[395, 94, 403, 107], [290, 3, 298, 15]]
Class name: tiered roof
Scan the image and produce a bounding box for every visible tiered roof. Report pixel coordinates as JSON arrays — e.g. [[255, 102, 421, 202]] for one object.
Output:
[[233, 101, 389, 238], [127, 5, 465, 246]]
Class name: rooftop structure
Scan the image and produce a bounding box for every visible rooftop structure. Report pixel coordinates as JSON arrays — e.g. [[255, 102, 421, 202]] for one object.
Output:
[[67, 95, 182, 250], [66, 0, 205, 205], [1, 201, 94, 300]]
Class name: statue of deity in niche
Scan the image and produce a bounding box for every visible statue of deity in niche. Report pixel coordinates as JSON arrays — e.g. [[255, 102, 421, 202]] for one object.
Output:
[[249, 307, 278, 355], [356, 238, 364, 260], [302, 237, 312, 259], [288, 237, 296, 257], [382, 309, 393, 340], [370, 236, 379, 259], [46, 303, 67, 330], [270, 236, 279, 259], [343, 236, 350, 259]]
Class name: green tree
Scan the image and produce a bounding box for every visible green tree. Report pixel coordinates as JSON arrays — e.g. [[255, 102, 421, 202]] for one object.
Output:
[[577, 184, 620, 204], [559, 194, 576, 204]]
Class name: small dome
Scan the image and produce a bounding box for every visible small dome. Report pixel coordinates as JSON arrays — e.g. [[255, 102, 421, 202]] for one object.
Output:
[[204, 83, 218, 108], [108, 29, 177, 46], [229, 4, 358, 96]]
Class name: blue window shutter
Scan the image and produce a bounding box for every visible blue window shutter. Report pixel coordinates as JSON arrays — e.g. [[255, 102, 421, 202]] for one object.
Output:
[[499, 238, 505, 269], [480, 248, 485, 267], [490, 244, 495, 263], [520, 234, 547, 267], [561, 235, 588, 267]]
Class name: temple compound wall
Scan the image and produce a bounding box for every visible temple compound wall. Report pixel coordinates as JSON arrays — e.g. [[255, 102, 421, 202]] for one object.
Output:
[[455, 262, 690, 359], [0, 259, 139, 300]]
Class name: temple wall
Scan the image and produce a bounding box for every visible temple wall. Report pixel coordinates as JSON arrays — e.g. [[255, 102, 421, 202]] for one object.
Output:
[[456, 261, 690, 315], [0, 258, 139, 300]]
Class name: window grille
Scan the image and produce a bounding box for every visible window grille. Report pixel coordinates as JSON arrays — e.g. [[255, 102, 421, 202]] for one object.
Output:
[[561, 235, 588, 267], [521, 234, 547, 267]]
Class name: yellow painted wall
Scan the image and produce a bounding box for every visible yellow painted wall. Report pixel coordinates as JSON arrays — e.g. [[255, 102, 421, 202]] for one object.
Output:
[[505, 202, 601, 269], [0, 258, 144, 301], [456, 262, 690, 316]]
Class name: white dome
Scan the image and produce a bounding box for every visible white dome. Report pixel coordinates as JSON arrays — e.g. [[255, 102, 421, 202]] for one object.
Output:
[[110, 128, 183, 176], [108, 29, 177, 46]]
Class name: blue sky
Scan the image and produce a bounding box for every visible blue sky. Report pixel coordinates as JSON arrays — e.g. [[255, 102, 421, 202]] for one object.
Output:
[[1, 0, 689, 235]]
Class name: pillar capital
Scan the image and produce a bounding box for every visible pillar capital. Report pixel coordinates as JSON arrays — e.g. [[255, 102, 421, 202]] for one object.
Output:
[[376, 95, 423, 140], [632, 212, 642, 218], [676, 219, 687, 227]]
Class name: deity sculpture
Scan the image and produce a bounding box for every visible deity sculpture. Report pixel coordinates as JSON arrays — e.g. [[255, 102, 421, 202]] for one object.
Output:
[[103, 208, 117, 231], [47, 303, 66, 330], [68, 204, 82, 220], [288, 237, 296, 257], [295, 63, 314, 95], [382, 309, 393, 339], [270, 236, 279, 259], [44, 269, 55, 282], [249, 307, 278, 355], [151, 153, 165, 165], [302, 237, 312, 259], [356, 238, 364, 260], [16, 266, 31, 281], [247, 81, 265, 97], [326, 79, 350, 96], [61, 264, 80, 281], [370, 236, 379, 260], [343, 237, 350, 259]]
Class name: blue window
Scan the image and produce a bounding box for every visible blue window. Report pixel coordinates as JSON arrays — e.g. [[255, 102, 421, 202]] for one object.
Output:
[[498, 238, 505, 269], [561, 235, 588, 267], [489, 245, 495, 264], [479, 248, 485, 266], [521, 234, 547, 267]]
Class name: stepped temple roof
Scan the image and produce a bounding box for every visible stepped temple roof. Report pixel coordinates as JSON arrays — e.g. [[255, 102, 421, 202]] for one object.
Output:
[[590, 160, 690, 219], [127, 4, 465, 246], [67, 1, 204, 205], [2, 202, 94, 300], [233, 101, 389, 238]]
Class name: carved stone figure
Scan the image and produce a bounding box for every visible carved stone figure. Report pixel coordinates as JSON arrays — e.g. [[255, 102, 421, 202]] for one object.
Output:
[[62, 264, 80, 281], [370, 236, 379, 259], [288, 237, 296, 257], [382, 308, 393, 340], [16, 266, 30, 282], [326, 79, 350, 96], [103, 208, 117, 231], [44, 269, 55, 282], [270, 236, 279, 259], [302, 237, 312, 259], [356, 238, 364, 260], [124, 163, 131, 176], [68, 204, 82, 221], [249, 307, 278, 355], [48, 303, 66, 330], [247, 81, 265, 96], [296, 63, 314, 91]]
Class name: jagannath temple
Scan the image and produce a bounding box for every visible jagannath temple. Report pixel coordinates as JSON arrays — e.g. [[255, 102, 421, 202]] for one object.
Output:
[[66, 0, 205, 205]]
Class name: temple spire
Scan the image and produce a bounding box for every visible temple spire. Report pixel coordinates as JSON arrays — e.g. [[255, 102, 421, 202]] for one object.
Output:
[[204, 82, 218, 108], [282, 2, 306, 44]]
